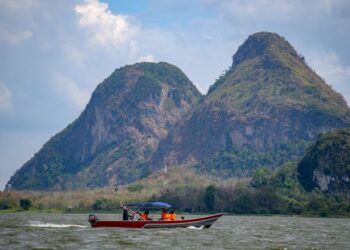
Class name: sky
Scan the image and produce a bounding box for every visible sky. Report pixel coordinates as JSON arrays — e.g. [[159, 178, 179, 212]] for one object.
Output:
[[0, 0, 350, 190]]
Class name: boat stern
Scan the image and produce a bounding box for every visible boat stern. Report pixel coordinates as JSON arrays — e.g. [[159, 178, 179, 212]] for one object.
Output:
[[88, 214, 99, 227]]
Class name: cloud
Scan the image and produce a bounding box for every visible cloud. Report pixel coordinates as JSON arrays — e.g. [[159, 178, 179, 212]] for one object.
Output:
[[0, 0, 38, 46], [203, 34, 213, 40], [74, 0, 138, 47], [61, 43, 85, 66], [51, 73, 90, 110], [137, 54, 155, 63], [0, 25, 32, 45], [306, 50, 350, 105], [204, 0, 350, 21], [0, 81, 13, 113], [0, 0, 39, 12]]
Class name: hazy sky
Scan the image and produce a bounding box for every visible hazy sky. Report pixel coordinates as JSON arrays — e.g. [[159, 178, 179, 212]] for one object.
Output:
[[1, 0, 350, 189]]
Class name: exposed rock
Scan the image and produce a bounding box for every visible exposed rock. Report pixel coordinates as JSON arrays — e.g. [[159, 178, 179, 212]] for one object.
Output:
[[8, 62, 201, 190], [298, 128, 350, 197]]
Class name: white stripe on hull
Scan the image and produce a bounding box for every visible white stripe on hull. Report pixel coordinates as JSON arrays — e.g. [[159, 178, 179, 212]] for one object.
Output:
[[143, 217, 218, 228]]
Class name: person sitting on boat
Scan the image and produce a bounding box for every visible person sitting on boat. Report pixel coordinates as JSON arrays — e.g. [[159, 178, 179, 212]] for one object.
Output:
[[138, 211, 151, 221], [169, 210, 176, 220], [160, 208, 168, 220], [165, 211, 171, 220]]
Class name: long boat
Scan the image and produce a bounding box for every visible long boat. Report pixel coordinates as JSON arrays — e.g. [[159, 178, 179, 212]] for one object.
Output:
[[88, 213, 224, 229]]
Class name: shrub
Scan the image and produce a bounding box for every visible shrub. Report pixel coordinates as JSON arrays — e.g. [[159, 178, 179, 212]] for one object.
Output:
[[127, 183, 144, 193], [0, 198, 16, 210], [19, 199, 32, 210]]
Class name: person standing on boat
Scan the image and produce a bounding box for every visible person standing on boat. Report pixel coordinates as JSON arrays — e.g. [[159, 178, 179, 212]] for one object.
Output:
[[122, 208, 131, 220]]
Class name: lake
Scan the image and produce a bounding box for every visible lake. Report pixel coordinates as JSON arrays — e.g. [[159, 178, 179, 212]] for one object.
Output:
[[1, 213, 349, 249]]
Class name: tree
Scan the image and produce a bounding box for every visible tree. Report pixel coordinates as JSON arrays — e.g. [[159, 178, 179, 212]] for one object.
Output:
[[19, 199, 32, 210], [204, 185, 216, 211], [92, 199, 108, 210], [251, 167, 271, 188]]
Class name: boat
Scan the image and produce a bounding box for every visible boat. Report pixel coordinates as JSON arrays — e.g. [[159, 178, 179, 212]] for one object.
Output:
[[88, 201, 224, 229], [88, 213, 224, 229]]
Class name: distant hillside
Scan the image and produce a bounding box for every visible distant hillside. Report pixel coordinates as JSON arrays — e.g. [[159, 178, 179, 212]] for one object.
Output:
[[153, 32, 350, 177], [298, 128, 350, 195], [8, 62, 201, 190]]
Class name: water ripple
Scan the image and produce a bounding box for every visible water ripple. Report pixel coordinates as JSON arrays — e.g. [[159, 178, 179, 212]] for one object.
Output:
[[1, 213, 349, 250]]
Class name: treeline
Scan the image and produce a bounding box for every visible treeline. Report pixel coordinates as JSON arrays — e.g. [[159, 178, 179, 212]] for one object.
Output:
[[1, 162, 349, 216], [0, 189, 123, 212], [0, 197, 33, 211], [0, 194, 121, 212], [155, 162, 350, 216]]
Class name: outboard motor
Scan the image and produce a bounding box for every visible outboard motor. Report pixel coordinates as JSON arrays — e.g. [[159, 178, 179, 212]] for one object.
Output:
[[88, 214, 98, 226]]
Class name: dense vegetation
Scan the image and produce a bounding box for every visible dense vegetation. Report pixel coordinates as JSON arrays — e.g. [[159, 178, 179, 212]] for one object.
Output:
[[208, 33, 349, 119], [3, 162, 348, 216], [3, 132, 350, 216], [153, 162, 350, 216], [298, 129, 350, 193], [0, 187, 148, 213], [194, 140, 309, 177], [155, 130, 350, 216]]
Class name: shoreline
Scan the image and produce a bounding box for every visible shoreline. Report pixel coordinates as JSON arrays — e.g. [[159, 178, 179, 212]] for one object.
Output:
[[1, 209, 350, 219]]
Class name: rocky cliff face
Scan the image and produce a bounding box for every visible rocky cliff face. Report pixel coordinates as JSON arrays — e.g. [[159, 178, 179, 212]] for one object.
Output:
[[153, 32, 350, 177], [8, 62, 201, 190], [298, 129, 350, 196]]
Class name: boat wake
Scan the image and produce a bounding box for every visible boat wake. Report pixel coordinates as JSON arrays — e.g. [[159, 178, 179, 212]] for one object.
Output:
[[29, 223, 88, 228], [186, 225, 204, 230]]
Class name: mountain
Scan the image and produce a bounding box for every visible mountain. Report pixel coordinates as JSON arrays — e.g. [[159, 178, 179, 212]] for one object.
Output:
[[8, 62, 201, 190], [153, 32, 350, 177], [298, 128, 350, 195], [8, 32, 350, 190]]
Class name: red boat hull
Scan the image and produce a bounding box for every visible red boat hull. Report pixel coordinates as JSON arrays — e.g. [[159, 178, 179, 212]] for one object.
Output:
[[89, 213, 224, 229]]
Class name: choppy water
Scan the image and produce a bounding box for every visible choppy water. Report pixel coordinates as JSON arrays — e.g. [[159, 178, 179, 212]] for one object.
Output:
[[1, 213, 349, 249]]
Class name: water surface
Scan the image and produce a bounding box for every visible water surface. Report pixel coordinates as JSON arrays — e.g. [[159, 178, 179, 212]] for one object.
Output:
[[1, 213, 349, 249]]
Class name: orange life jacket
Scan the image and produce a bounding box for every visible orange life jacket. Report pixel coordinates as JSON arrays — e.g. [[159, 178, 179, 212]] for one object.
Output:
[[169, 213, 176, 221], [164, 213, 171, 220], [141, 213, 148, 220], [161, 211, 167, 220]]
